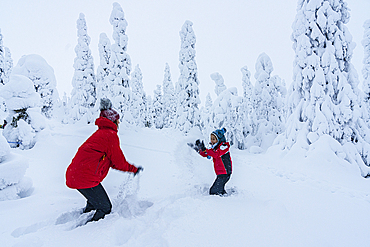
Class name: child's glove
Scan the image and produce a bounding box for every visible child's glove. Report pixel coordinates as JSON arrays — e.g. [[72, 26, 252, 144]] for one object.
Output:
[[200, 141, 206, 152], [195, 139, 206, 152]]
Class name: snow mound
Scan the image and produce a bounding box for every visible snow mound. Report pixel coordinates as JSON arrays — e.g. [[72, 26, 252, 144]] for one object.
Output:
[[0, 152, 33, 201], [0, 132, 10, 162]]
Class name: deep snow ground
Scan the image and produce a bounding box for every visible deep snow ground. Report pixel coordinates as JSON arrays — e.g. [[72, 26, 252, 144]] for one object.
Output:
[[1, 121, 370, 247]]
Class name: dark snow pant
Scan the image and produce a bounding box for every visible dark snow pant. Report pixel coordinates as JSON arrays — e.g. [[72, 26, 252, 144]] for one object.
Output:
[[209, 174, 231, 195], [77, 183, 112, 222]]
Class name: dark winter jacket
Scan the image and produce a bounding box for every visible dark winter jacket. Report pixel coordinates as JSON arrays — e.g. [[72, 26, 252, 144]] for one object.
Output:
[[66, 117, 138, 189], [199, 142, 232, 175]]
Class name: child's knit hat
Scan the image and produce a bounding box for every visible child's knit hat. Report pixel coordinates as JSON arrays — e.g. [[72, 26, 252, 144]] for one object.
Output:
[[99, 98, 120, 123], [211, 128, 227, 143]]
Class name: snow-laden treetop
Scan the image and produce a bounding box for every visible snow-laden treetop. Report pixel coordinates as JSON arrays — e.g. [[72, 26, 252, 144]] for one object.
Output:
[[0, 74, 40, 110], [110, 2, 128, 50]]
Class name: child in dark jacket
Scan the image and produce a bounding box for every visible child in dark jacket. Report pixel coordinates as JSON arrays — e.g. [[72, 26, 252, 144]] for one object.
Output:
[[193, 128, 232, 196]]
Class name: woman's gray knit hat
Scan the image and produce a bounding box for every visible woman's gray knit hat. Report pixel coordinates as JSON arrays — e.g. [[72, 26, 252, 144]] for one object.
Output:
[[99, 98, 120, 123]]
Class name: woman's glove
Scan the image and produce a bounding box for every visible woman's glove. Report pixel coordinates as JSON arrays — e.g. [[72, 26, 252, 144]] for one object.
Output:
[[134, 166, 143, 176]]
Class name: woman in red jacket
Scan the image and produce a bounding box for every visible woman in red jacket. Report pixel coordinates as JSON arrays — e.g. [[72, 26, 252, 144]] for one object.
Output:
[[195, 128, 232, 195], [66, 98, 143, 222]]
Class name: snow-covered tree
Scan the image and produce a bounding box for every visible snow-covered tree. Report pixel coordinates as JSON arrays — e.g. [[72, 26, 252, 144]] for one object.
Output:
[[246, 53, 286, 152], [211, 72, 227, 96], [209, 87, 243, 147], [254, 53, 286, 133], [175, 20, 201, 133], [96, 33, 112, 102], [130, 65, 146, 127], [0, 30, 13, 125], [69, 13, 96, 124], [60, 92, 70, 124], [12, 54, 58, 119], [0, 96, 6, 126], [362, 20, 370, 127], [0, 74, 45, 150], [153, 85, 164, 129], [145, 95, 153, 128], [109, 2, 132, 119], [241, 66, 254, 116], [239, 66, 254, 146], [0, 73, 33, 201], [200, 93, 213, 140], [277, 0, 370, 176], [162, 63, 176, 128], [0, 29, 13, 86]]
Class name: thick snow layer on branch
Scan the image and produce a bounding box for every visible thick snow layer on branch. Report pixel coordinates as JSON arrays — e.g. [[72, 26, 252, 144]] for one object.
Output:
[[0, 74, 40, 110]]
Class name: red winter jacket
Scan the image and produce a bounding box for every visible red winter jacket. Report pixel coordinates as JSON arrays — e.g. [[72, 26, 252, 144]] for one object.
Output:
[[199, 142, 232, 175], [66, 117, 138, 189]]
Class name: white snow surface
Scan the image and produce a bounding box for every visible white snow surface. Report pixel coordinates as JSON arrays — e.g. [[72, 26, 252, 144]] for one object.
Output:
[[1, 121, 370, 246]]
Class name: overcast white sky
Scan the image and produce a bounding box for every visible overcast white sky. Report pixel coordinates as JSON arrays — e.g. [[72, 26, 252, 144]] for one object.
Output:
[[0, 0, 369, 103]]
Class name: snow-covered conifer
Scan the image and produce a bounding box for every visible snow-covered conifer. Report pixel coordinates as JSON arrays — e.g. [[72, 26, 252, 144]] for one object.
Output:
[[239, 66, 254, 146], [241, 66, 254, 116], [145, 95, 153, 128], [162, 63, 176, 128], [153, 85, 164, 129], [175, 21, 201, 133], [244, 53, 286, 152], [211, 72, 226, 97], [109, 2, 132, 119], [0, 30, 12, 123], [362, 20, 370, 127], [200, 93, 213, 139], [96, 33, 112, 102], [254, 53, 286, 133], [12, 54, 58, 119], [0, 29, 13, 86], [130, 65, 146, 127], [0, 74, 45, 150], [210, 88, 243, 146], [205, 93, 213, 111], [0, 96, 6, 126], [60, 92, 70, 124], [69, 13, 96, 124], [278, 0, 370, 176]]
